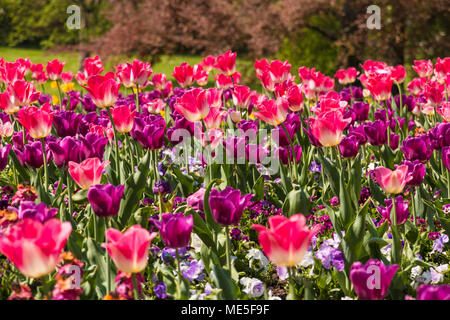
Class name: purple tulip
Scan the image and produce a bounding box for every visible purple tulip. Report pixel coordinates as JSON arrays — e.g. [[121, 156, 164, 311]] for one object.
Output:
[[79, 133, 108, 160], [153, 180, 172, 195], [429, 123, 450, 150], [63, 90, 81, 111], [16, 201, 57, 223], [131, 114, 166, 150], [156, 213, 193, 248], [390, 133, 400, 150], [349, 259, 398, 300], [276, 113, 300, 146], [401, 135, 432, 162], [81, 94, 97, 112], [376, 196, 410, 225], [402, 160, 426, 186], [87, 183, 124, 217], [167, 116, 194, 145], [339, 136, 359, 158], [237, 119, 259, 136], [223, 136, 246, 160], [0, 144, 12, 171], [348, 125, 367, 145], [416, 284, 450, 300], [53, 111, 83, 137], [209, 187, 253, 226], [245, 144, 269, 164], [443, 146, 450, 172], [276, 145, 302, 165], [352, 102, 370, 122], [14, 141, 50, 169], [363, 120, 387, 146], [48, 136, 83, 168]]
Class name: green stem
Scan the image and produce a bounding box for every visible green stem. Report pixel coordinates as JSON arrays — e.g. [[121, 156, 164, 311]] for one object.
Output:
[[287, 267, 298, 300], [132, 273, 139, 300], [225, 225, 231, 271], [125, 134, 136, 172], [135, 85, 140, 113], [281, 122, 298, 182], [447, 170, 450, 199], [105, 217, 112, 295], [56, 80, 63, 107], [175, 248, 182, 300], [41, 138, 48, 192], [107, 108, 122, 184], [390, 194, 401, 265], [66, 173, 73, 221]]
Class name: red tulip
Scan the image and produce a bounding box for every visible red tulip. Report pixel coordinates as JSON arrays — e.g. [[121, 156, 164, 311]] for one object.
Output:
[[215, 72, 241, 90], [7, 80, 40, 107], [0, 91, 17, 114], [102, 225, 157, 274], [285, 84, 304, 112], [204, 107, 227, 130], [0, 218, 72, 278], [17, 103, 54, 139], [174, 88, 210, 122], [110, 104, 136, 133], [46, 59, 65, 81], [412, 60, 433, 78], [309, 110, 352, 147], [335, 67, 359, 85], [116, 60, 152, 88], [82, 72, 120, 108], [253, 97, 289, 126], [172, 62, 194, 88], [367, 74, 393, 101], [83, 55, 104, 77], [374, 165, 413, 194], [0, 62, 26, 84], [253, 214, 318, 267], [435, 57, 450, 81], [61, 71, 74, 84], [437, 102, 450, 122], [214, 51, 237, 76], [152, 73, 169, 91], [193, 64, 209, 86], [68, 157, 110, 190], [232, 85, 256, 110]]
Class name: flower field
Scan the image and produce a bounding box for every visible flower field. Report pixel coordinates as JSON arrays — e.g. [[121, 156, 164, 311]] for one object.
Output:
[[0, 52, 449, 300]]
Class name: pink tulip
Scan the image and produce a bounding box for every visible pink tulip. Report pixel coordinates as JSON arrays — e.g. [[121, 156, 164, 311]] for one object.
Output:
[[17, 103, 54, 139], [437, 102, 450, 122], [412, 60, 433, 78], [204, 107, 227, 129], [214, 51, 237, 76], [83, 55, 104, 77], [367, 74, 393, 101], [268, 60, 293, 84], [407, 78, 426, 96], [0, 218, 72, 278], [193, 64, 209, 86], [61, 71, 74, 84], [390, 65, 406, 83], [82, 72, 120, 108], [232, 85, 256, 110], [309, 110, 352, 147], [206, 88, 223, 109], [68, 158, 110, 190], [116, 60, 152, 88], [145, 99, 165, 114], [253, 97, 289, 126], [0, 120, 13, 138], [110, 104, 136, 133], [374, 165, 413, 194], [174, 88, 210, 122], [172, 62, 194, 88], [0, 91, 17, 114], [0, 62, 26, 84], [102, 225, 157, 274], [435, 57, 450, 81], [334, 67, 359, 85], [201, 56, 216, 73], [215, 73, 241, 90], [152, 73, 169, 91], [46, 59, 65, 81], [285, 84, 304, 112], [7, 80, 40, 107], [253, 214, 319, 267]]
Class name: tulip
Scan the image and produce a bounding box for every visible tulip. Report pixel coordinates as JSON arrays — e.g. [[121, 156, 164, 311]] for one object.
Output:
[[68, 157, 110, 190], [252, 214, 319, 267], [339, 136, 360, 158], [79, 132, 108, 160], [0, 218, 72, 278], [390, 65, 406, 83], [48, 136, 84, 168], [0, 91, 17, 114], [416, 284, 450, 300], [0, 144, 11, 171], [253, 98, 289, 126], [214, 51, 237, 76], [437, 102, 450, 122], [53, 111, 83, 137], [402, 160, 426, 187], [174, 88, 210, 122], [223, 136, 246, 160], [156, 213, 193, 248], [412, 60, 433, 78], [334, 67, 358, 85], [443, 146, 450, 172], [276, 145, 302, 166], [363, 120, 388, 146], [245, 144, 269, 164], [435, 57, 450, 80], [193, 64, 209, 86], [376, 196, 410, 225], [130, 114, 166, 149], [17, 201, 57, 223], [46, 59, 65, 81], [209, 187, 253, 226], [88, 183, 124, 217], [374, 165, 412, 194], [232, 85, 256, 110], [367, 74, 393, 101], [14, 140, 50, 169], [102, 225, 157, 274], [201, 55, 216, 73], [215, 72, 241, 90], [204, 107, 227, 130], [352, 102, 370, 122], [429, 123, 450, 150], [187, 188, 205, 212], [0, 62, 26, 84], [7, 80, 40, 107], [400, 135, 432, 162], [349, 259, 398, 300], [172, 62, 194, 88], [286, 84, 304, 112], [83, 55, 104, 78], [110, 104, 136, 133], [309, 110, 352, 147], [17, 103, 54, 139], [116, 60, 152, 88], [152, 73, 169, 91], [82, 72, 120, 108]]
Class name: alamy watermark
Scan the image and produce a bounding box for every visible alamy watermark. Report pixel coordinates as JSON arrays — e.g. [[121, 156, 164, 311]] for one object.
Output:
[[366, 5, 381, 30]]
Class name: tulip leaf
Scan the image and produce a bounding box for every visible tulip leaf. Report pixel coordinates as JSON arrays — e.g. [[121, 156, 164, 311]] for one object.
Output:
[[369, 178, 386, 205], [117, 150, 151, 228], [192, 210, 216, 250], [171, 166, 194, 197], [282, 187, 311, 218], [210, 263, 239, 300], [85, 237, 109, 298], [339, 171, 353, 229], [317, 150, 340, 197], [350, 154, 362, 205], [252, 175, 265, 201], [72, 189, 88, 202]]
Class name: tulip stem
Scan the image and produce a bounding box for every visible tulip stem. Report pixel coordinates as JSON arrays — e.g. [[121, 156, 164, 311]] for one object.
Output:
[[281, 123, 298, 182], [135, 85, 140, 113], [41, 138, 48, 193], [447, 170, 450, 199], [56, 80, 63, 108], [287, 267, 298, 300], [107, 108, 122, 184], [132, 273, 139, 300], [390, 195, 401, 265], [105, 217, 112, 295], [175, 248, 182, 300], [125, 134, 136, 173], [411, 187, 416, 225], [66, 173, 73, 221], [225, 225, 231, 271]]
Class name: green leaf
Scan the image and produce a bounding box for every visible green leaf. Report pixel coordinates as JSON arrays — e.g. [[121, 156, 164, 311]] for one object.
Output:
[[210, 264, 239, 300], [317, 150, 339, 197], [252, 175, 265, 201], [282, 186, 311, 217]]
